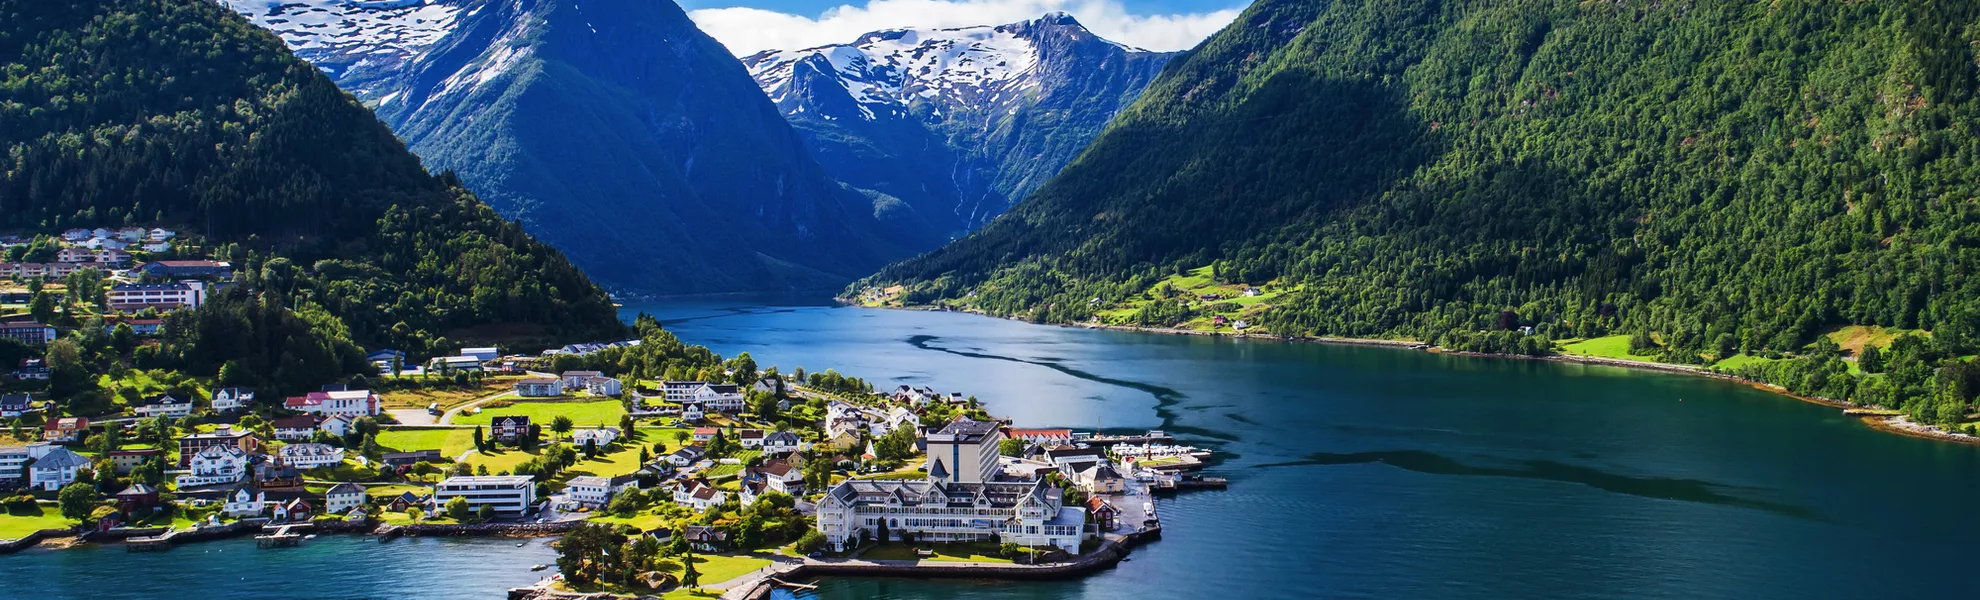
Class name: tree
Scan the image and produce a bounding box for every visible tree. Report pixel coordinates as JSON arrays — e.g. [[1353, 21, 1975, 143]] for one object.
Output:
[[875, 516, 890, 544], [477, 504, 495, 521], [556, 522, 620, 586], [998, 437, 1025, 457], [445, 496, 471, 520], [551, 415, 574, 440], [1860, 345, 1885, 374], [750, 390, 779, 421], [473, 426, 486, 451], [680, 544, 701, 590], [795, 529, 826, 554], [58, 482, 99, 521]]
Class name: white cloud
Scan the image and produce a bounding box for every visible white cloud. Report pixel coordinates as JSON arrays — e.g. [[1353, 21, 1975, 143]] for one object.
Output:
[[688, 0, 1244, 56]]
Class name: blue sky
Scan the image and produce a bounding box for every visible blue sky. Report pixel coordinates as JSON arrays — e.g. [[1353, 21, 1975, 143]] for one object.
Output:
[[682, 0, 1252, 55]]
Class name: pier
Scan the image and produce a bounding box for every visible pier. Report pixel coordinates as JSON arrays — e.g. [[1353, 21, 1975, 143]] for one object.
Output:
[[255, 523, 310, 548], [124, 528, 179, 552]]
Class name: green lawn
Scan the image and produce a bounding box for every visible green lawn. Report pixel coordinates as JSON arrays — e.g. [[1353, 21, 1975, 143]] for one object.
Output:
[[1823, 325, 1927, 355], [0, 504, 71, 540], [561, 443, 649, 479], [454, 400, 626, 427], [1711, 354, 1781, 371], [465, 447, 543, 473], [363, 483, 434, 499], [376, 428, 475, 457], [587, 512, 670, 531], [859, 542, 1011, 563], [682, 553, 774, 583], [378, 377, 522, 410], [1558, 335, 1646, 360]]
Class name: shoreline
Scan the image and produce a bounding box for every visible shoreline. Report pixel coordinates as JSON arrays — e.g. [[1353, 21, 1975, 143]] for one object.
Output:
[[848, 300, 1980, 448], [507, 526, 1166, 600], [0, 518, 576, 555]]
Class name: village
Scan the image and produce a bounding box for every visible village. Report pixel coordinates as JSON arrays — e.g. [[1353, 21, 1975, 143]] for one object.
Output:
[[2, 323, 1223, 597]]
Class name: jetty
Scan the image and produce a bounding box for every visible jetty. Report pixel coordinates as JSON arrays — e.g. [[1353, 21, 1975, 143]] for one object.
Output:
[[124, 528, 179, 552], [1076, 430, 1175, 446], [256, 523, 309, 548]]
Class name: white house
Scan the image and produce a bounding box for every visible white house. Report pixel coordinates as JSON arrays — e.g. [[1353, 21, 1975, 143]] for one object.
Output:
[[666, 446, 705, 468], [886, 406, 920, 433], [276, 443, 346, 469], [318, 414, 354, 438], [434, 475, 537, 516], [571, 427, 620, 448], [284, 389, 380, 418], [675, 383, 744, 413], [1074, 463, 1128, 495], [176, 444, 249, 487], [761, 431, 803, 455], [583, 376, 623, 397], [565, 475, 612, 508], [513, 377, 564, 397], [459, 347, 500, 362], [147, 228, 176, 241], [28, 447, 89, 491], [559, 371, 604, 388], [222, 482, 267, 517], [672, 479, 726, 512], [271, 415, 319, 442], [141, 241, 172, 253], [209, 388, 253, 413], [325, 482, 366, 514], [133, 394, 193, 418], [681, 404, 705, 423], [736, 429, 764, 449]]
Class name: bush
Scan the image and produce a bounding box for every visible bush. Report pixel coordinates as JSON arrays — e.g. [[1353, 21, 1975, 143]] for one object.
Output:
[[795, 529, 826, 554]]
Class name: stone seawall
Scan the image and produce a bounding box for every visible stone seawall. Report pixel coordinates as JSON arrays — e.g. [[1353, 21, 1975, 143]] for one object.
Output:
[[0, 528, 73, 554]]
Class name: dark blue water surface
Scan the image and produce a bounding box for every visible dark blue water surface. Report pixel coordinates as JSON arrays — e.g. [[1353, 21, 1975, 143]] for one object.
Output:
[[8, 295, 1978, 599]]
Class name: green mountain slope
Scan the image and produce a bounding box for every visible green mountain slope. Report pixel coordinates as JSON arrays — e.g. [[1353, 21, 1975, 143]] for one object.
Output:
[[861, 0, 1980, 412], [0, 0, 625, 360]]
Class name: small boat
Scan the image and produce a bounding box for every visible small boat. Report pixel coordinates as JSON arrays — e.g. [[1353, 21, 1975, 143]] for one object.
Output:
[[516, 541, 527, 547], [530, 564, 548, 571]]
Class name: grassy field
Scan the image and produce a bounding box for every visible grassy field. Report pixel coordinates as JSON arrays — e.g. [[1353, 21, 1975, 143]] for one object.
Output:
[[454, 400, 626, 427], [375, 428, 475, 457], [587, 512, 670, 532], [0, 504, 70, 540], [1092, 266, 1295, 332], [1823, 325, 1928, 355], [682, 553, 774, 584], [1557, 335, 1644, 360], [1710, 354, 1781, 371], [379, 378, 523, 410], [363, 484, 434, 499], [859, 542, 1011, 563]]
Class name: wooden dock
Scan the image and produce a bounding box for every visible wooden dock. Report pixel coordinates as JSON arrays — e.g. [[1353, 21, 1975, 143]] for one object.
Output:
[[1174, 476, 1228, 490]]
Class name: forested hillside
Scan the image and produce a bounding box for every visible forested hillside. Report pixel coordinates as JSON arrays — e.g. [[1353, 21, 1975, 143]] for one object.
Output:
[[0, 0, 625, 376], [859, 0, 1980, 423]]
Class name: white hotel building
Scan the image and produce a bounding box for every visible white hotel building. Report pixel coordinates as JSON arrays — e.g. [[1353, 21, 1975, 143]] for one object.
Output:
[[814, 418, 1088, 552], [434, 475, 536, 516]]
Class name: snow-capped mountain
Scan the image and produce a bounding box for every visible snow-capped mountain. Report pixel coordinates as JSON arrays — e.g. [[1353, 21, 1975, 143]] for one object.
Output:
[[225, 0, 931, 294], [222, 0, 468, 97], [742, 13, 1174, 233]]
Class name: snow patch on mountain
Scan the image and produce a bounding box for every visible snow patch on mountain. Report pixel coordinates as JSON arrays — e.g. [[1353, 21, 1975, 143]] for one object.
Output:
[[745, 19, 1046, 121], [223, 0, 466, 96]]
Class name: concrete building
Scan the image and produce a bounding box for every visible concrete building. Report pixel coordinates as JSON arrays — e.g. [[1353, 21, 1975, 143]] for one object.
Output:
[[925, 419, 1003, 485], [434, 475, 536, 516]]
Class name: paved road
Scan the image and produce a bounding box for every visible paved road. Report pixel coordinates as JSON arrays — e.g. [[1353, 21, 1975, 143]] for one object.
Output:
[[437, 389, 521, 425]]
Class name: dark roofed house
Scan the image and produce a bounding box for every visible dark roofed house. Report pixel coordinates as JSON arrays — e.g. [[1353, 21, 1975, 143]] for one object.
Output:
[[382, 450, 442, 468], [684, 525, 730, 552], [137, 259, 232, 278], [491, 416, 531, 443]]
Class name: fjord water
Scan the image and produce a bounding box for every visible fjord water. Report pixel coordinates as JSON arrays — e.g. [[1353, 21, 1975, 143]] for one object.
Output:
[[632, 297, 1980, 600], [8, 297, 1977, 599]]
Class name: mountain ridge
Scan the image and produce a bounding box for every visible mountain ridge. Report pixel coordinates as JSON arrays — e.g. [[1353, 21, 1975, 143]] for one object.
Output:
[[743, 13, 1174, 237]]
